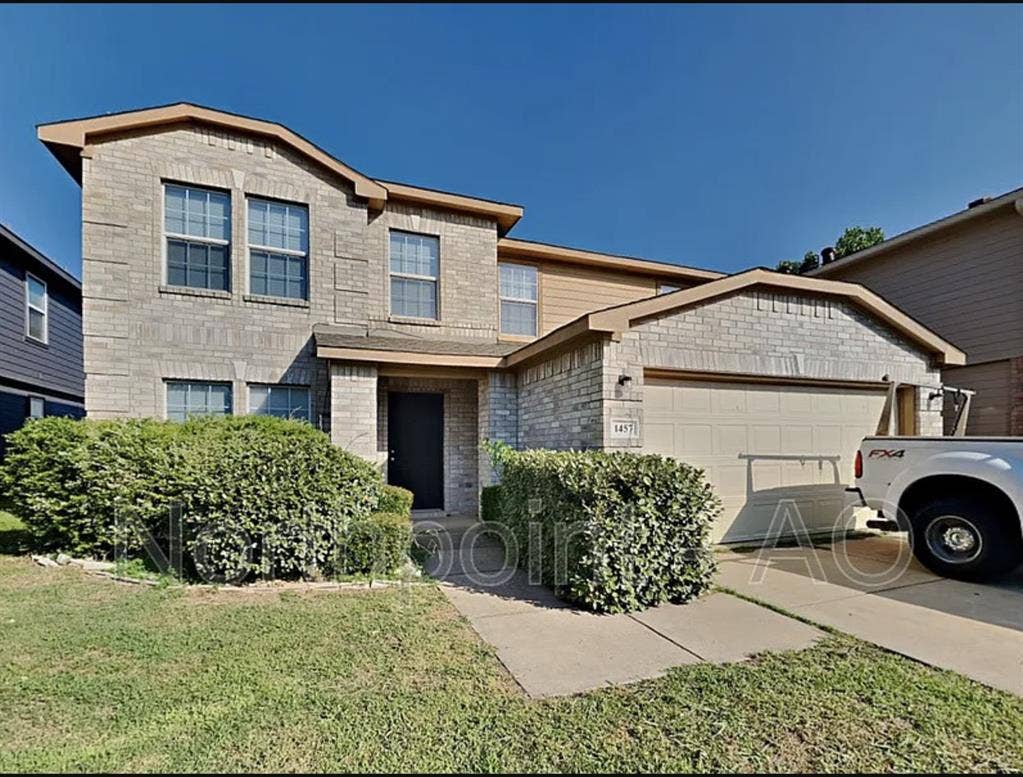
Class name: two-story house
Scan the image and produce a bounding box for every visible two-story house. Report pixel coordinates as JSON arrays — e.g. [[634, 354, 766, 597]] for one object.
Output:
[[0, 224, 84, 457], [811, 188, 1023, 436], [38, 103, 964, 542]]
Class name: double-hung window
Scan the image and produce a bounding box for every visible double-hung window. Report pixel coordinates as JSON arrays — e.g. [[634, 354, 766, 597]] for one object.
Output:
[[25, 273, 48, 343], [248, 198, 309, 300], [499, 263, 538, 337], [389, 231, 439, 319], [249, 384, 311, 422], [164, 184, 231, 291], [658, 283, 680, 295], [166, 381, 232, 422]]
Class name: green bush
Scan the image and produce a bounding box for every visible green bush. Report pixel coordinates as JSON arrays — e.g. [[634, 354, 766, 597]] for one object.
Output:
[[480, 485, 503, 522], [336, 511, 412, 576], [377, 484, 413, 517], [1, 416, 384, 582], [496, 449, 720, 613]]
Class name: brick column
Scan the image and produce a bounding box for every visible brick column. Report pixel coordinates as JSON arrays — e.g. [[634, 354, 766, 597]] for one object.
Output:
[[1011, 356, 1023, 436], [329, 361, 381, 465], [477, 371, 518, 487]]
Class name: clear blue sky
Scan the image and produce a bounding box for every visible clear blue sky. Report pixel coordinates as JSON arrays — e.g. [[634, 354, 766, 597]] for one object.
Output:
[[1, 4, 1020, 277]]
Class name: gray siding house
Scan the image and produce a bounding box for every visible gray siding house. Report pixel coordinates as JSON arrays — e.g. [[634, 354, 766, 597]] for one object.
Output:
[[0, 225, 84, 457], [38, 103, 964, 542], [811, 189, 1023, 436]]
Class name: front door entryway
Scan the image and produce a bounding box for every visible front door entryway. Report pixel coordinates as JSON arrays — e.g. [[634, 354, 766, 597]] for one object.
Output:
[[387, 391, 444, 510]]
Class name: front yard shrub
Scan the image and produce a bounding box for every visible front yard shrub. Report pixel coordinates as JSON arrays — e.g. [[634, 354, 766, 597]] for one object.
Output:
[[480, 485, 503, 522], [496, 449, 720, 613], [335, 511, 412, 576], [376, 484, 413, 517], [1, 416, 384, 582]]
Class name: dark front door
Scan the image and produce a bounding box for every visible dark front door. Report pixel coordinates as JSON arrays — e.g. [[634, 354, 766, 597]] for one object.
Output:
[[387, 392, 444, 510]]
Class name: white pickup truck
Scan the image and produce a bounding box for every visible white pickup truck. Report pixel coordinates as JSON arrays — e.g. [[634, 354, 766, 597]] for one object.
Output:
[[853, 436, 1023, 580]]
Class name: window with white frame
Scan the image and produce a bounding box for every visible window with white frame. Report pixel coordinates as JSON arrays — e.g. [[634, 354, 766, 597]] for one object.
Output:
[[164, 184, 231, 291], [28, 396, 45, 419], [499, 263, 538, 337], [25, 273, 47, 343], [389, 231, 439, 319], [248, 198, 309, 300], [658, 283, 681, 295], [166, 381, 232, 422], [249, 384, 311, 422]]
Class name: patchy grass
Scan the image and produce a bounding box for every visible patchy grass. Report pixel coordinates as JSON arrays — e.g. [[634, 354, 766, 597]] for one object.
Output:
[[0, 500, 29, 555], [0, 516, 1021, 772]]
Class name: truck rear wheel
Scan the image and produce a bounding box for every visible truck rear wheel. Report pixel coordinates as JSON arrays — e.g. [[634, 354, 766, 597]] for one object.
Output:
[[909, 496, 1022, 581]]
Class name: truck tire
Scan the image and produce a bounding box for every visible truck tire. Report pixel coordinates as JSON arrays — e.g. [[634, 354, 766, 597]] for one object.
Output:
[[909, 496, 1023, 581]]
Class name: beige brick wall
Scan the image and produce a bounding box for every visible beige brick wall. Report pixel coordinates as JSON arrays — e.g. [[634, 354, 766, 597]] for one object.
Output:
[[79, 125, 501, 435]]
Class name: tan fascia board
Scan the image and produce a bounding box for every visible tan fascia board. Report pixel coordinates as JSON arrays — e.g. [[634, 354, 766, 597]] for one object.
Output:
[[810, 187, 1023, 277], [500, 316, 610, 368], [585, 268, 966, 366], [379, 181, 524, 234], [38, 103, 390, 206], [316, 346, 503, 369], [498, 238, 724, 282]]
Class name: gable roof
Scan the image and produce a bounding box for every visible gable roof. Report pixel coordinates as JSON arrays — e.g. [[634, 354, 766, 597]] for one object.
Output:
[[504, 268, 966, 367], [37, 102, 524, 233], [0, 224, 81, 290], [497, 237, 724, 282], [810, 186, 1023, 277]]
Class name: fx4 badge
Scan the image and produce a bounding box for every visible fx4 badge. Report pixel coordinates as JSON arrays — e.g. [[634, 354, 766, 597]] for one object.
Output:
[[868, 448, 905, 459]]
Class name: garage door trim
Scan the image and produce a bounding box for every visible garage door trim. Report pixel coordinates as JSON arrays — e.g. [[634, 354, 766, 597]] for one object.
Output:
[[644, 368, 892, 392]]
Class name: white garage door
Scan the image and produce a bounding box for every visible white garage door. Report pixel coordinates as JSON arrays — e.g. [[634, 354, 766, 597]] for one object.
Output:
[[643, 377, 888, 543]]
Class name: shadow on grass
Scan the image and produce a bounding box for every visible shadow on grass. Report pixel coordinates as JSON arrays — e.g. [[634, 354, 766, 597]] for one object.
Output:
[[0, 497, 31, 556]]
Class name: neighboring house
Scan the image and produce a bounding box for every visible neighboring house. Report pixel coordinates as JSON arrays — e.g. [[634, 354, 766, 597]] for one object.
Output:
[[0, 224, 84, 457], [811, 189, 1023, 436], [37, 103, 963, 542]]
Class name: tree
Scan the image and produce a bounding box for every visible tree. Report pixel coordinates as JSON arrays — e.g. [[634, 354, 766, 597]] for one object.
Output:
[[834, 226, 884, 259], [799, 250, 820, 274], [775, 259, 801, 274]]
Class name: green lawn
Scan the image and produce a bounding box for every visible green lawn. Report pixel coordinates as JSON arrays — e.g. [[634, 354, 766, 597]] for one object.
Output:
[[1, 511, 1022, 773]]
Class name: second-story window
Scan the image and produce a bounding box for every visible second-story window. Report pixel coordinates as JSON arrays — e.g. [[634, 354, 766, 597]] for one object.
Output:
[[499, 263, 538, 337], [164, 184, 231, 291], [389, 231, 439, 319], [248, 198, 309, 300], [25, 273, 48, 344]]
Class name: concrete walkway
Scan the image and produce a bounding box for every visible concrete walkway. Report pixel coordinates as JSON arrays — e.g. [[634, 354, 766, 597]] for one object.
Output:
[[717, 535, 1023, 697], [418, 516, 824, 697]]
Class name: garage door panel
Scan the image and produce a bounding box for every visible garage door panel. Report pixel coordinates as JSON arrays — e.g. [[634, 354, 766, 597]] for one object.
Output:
[[644, 378, 887, 543]]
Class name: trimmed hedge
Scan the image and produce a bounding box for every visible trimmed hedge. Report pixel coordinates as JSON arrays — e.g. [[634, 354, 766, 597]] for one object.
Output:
[[480, 485, 503, 522], [377, 484, 414, 517], [336, 511, 412, 576], [495, 448, 720, 613], [1, 416, 384, 582]]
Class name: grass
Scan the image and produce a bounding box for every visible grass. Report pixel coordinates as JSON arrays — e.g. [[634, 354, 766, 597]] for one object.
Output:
[[1, 512, 1022, 772]]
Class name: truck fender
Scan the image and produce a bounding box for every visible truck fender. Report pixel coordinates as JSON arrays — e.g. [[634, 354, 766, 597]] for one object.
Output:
[[884, 450, 1023, 526]]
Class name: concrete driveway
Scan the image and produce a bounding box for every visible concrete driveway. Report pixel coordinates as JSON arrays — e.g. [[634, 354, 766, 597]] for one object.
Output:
[[717, 534, 1023, 697]]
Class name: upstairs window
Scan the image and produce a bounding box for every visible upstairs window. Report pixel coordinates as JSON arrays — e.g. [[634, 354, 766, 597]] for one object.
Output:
[[249, 384, 311, 422], [248, 198, 309, 300], [164, 184, 231, 291], [499, 263, 538, 337], [166, 381, 232, 422], [389, 231, 439, 319], [25, 273, 48, 344], [658, 283, 681, 295]]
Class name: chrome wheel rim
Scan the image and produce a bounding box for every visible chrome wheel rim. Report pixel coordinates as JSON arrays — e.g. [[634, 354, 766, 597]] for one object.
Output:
[[924, 515, 983, 565]]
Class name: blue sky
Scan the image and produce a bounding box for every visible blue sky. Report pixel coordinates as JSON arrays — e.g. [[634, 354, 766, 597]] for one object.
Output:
[[0, 4, 1020, 277]]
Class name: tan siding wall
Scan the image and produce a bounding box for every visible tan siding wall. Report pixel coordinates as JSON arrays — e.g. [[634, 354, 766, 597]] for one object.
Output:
[[942, 360, 1011, 436], [537, 263, 661, 334], [822, 208, 1023, 365]]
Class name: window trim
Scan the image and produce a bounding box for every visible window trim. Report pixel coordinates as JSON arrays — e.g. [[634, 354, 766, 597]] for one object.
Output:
[[162, 182, 232, 292], [24, 272, 48, 345], [388, 229, 440, 321], [164, 380, 234, 422], [28, 396, 45, 419], [247, 383, 312, 422], [245, 195, 311, 301], [498, 261, 540, 338]]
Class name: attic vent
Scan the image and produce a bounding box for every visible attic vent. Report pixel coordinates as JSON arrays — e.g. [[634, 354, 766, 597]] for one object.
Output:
[[967, 196, 992, 209]]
